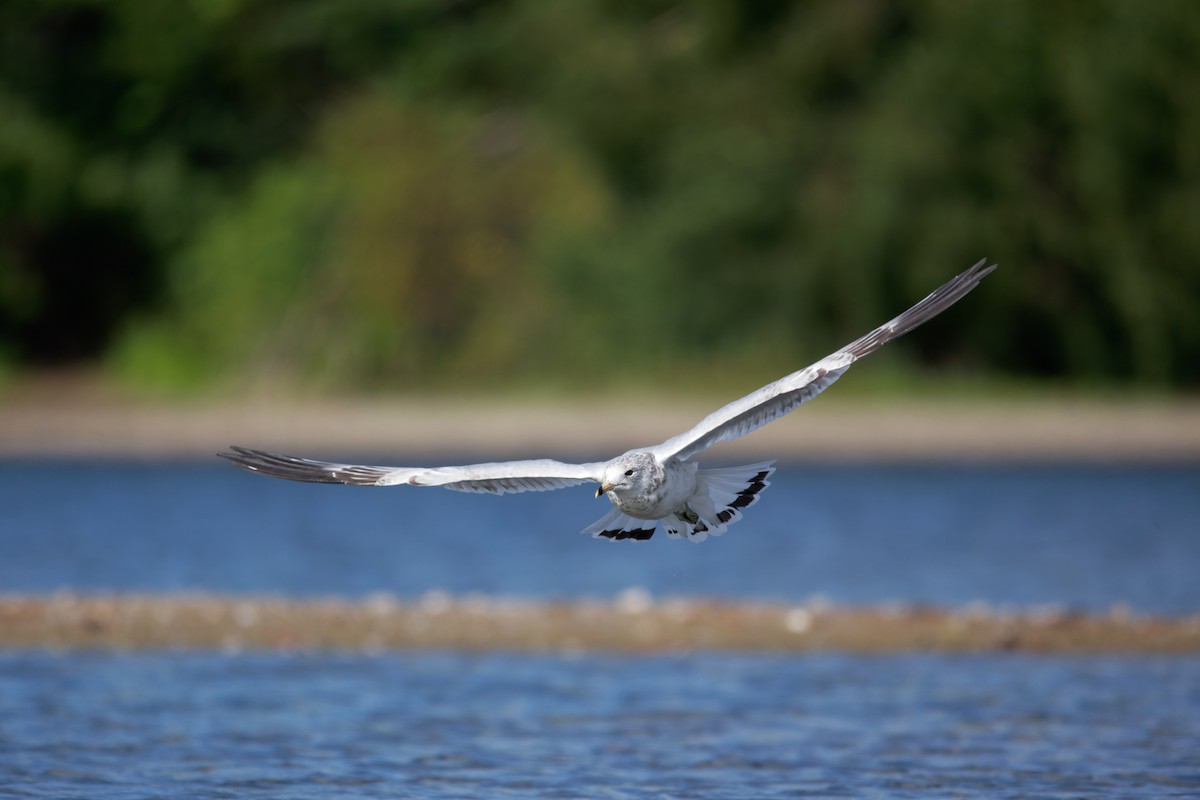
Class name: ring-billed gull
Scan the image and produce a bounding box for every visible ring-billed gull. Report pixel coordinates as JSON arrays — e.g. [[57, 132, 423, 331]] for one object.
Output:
[[222, 259, 996, 542]]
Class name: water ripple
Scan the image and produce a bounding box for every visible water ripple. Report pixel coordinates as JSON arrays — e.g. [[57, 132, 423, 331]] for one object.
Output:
[[1, 652, 1197, 798]]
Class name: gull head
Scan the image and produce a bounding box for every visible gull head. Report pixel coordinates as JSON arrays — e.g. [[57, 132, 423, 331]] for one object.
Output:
[[596, 452, 662, 500]]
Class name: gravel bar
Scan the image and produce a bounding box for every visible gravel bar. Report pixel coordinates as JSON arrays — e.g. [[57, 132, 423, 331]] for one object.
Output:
[[3, 593, 1197, 653]]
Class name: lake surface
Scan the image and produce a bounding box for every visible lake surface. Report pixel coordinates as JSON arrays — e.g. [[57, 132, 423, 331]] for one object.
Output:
[[3, 460, 1199, 797], [2, 460, 1198, 612], [1, 650, 1197, 798]]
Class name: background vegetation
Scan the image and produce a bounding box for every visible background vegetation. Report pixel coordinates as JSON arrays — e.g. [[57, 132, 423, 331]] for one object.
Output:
[[2, 0, 1198, 395]]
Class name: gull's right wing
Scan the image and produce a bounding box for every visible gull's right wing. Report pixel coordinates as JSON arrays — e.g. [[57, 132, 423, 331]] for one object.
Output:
[[220, 446, 605, 495]]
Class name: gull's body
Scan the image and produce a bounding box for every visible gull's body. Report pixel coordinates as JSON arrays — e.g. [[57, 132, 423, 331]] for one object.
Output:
[[223, 260, 996, 542]]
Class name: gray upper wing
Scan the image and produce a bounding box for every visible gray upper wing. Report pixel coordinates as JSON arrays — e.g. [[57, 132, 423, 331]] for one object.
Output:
[[220, 446, 604, 495], [650, 259, 997, 463]]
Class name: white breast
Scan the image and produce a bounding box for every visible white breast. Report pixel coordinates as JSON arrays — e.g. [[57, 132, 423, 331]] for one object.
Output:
[[610, 460, 698, 520]]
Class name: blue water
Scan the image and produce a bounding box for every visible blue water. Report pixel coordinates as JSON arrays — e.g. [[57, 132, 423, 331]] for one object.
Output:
[[1, 650, 1198, 798], [1, 460, 1198, 612], [4, 460, 1200, 797]]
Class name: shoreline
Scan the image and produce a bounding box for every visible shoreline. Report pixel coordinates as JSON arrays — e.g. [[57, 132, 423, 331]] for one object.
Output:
[[3, 593, 1198, 654], [3, 392, 1200, 462]]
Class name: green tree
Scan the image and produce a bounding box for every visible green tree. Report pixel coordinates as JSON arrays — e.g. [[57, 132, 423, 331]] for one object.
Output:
[[2, 0, 1197, 391]]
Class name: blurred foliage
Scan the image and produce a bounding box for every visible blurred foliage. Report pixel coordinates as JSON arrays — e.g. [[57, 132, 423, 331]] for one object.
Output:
[[116, 95, 611, 390], [2, 0, 1199, 393]]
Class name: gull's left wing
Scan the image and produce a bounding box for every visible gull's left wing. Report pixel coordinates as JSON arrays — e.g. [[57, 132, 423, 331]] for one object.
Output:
[[220, 446, 604, 495], [650, 259, 997, 463]]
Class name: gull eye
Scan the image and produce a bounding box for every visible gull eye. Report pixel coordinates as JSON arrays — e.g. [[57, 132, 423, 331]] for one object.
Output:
[[624, 469, 634, 477]]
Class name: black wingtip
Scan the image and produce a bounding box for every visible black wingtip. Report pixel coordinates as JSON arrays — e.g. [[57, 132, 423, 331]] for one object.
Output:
[[596, 527, 656, 542], [842, 258, 998, 359], [218, 445, 268, 475], [216, 445, 394, 485], [218, 444, 258, 463]]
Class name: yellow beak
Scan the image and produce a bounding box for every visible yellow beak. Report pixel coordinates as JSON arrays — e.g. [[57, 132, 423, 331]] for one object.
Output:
[[596, 483, 612, 498]]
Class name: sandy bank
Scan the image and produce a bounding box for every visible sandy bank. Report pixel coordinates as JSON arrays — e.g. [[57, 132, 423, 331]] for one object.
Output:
[[3, 594, 1197, 654], [3, 382, 1200, 462]]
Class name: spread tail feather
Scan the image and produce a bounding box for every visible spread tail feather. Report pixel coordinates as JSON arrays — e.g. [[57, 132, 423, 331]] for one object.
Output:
[[582, 506, 657, 542], [666, 461, 776, 543], [583, 461, 775, 544]]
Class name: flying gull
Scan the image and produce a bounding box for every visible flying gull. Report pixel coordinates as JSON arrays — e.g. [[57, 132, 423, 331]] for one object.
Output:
[[222, 259, 996, 542]]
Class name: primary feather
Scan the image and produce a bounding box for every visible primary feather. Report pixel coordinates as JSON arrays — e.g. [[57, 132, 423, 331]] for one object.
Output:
[[649, 259, 996, 462]]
